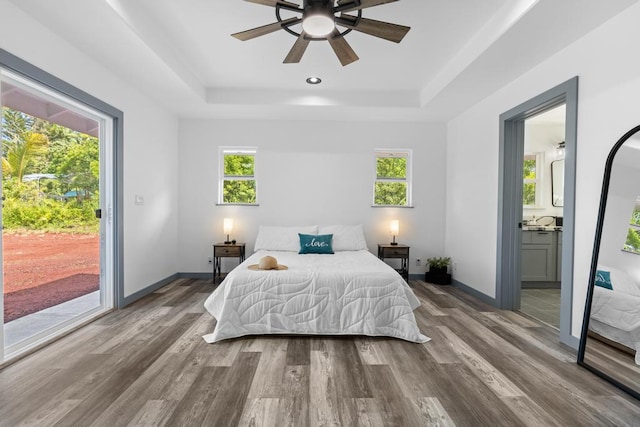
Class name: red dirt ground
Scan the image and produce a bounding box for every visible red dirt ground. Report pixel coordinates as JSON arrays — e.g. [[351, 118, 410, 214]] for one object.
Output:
[[3, 232, 99, 323]]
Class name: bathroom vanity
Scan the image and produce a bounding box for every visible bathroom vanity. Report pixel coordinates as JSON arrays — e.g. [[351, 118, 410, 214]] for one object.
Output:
[[521, 227, 562, 282]]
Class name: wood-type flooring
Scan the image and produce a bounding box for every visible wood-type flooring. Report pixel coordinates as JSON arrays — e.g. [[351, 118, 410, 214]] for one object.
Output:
[[1, 278, 639, 426]]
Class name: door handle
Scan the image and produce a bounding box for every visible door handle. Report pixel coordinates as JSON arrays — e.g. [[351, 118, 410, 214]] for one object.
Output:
[[95, 209, 102, 219]]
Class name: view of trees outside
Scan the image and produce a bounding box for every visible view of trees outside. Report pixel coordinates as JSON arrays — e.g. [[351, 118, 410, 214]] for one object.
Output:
[[222, 151, 409, 206], [374, 156, 407, 206], [523, 157, 537, 206], [623, 204, 640, 254], [223, 153, 256, 204], [2, 107, 99, 232]]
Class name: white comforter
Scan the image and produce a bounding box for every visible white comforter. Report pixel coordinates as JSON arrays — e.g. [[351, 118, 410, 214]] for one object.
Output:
[[591, 286, 640, 363], [203, 250, 430, 343]]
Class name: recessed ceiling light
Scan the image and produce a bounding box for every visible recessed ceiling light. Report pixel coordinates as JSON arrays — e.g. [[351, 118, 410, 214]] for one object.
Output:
[[306, 77, 322, 85]]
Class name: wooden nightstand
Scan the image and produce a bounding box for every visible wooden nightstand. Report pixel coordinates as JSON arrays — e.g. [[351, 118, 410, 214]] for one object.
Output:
[[213, 243, 246, 282], [378, 244, 410, 281]]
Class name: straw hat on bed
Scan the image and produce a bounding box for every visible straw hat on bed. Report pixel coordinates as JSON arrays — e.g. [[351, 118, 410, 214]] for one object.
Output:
[[248, 255, 288, 271]]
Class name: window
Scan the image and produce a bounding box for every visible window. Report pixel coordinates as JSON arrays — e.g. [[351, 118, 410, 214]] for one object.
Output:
[[623, 197, 640, 254], [523, 153, 542, 207], [373, 149, 411, 207], [219, 147, 257, 204]]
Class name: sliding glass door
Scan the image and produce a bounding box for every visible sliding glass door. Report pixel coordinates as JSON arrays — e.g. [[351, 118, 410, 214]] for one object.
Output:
[[1, 68, 114, 362]]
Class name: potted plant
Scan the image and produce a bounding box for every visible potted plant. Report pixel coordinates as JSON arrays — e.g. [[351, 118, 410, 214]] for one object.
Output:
[[426, 257, 451, 275]]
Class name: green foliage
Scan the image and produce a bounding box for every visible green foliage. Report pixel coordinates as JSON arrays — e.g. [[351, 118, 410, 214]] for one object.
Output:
[[2, 107, 100, 233], [2, 194, 99, 232], [631, 208, 640, 226], [224, 154, 254, 176], [624, 228, 640, 254], [523, 159, 536, 179], [55, 136, 99, 196], [427, 257, 451, 268], [374, 156, 407, 206], [377, 157, 406, 179], [522, 157, 537, 205], [523, 183, 536, 205], [223, 154, 256, 204], [223, 180, 256, 204], [374, 182, 407, 206], [2, 108, 49, 181]]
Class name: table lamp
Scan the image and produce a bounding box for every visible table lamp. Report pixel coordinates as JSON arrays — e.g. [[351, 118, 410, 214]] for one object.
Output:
[[390, 220, 399, 245], [223, 218, 233, 244]]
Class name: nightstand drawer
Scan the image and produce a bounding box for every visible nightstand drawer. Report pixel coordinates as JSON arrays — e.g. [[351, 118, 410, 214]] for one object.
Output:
[[215, 246, 242, 257], [380, 246, 410, 258]]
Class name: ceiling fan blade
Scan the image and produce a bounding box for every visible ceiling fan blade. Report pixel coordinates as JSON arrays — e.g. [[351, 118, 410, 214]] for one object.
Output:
[[336, 0, 398, 13], [244, 0, 300, 8], [231, 17, 301, 41], [336, 15, 410, 43], [327, 30, 359, 66], [284, 32, 311, 63]]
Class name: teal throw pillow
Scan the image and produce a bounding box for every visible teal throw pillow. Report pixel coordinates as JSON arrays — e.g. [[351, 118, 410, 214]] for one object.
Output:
[[299, 233, 334, 254], [595, 270, 613, 290]]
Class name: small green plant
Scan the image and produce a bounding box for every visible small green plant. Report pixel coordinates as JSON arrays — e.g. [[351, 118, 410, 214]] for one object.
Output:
[[426, 257, 451, 269]]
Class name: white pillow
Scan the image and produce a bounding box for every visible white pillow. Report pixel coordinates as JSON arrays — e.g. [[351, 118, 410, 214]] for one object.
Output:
[[318, 224, 368, 251], [254, 225, 318, 252]]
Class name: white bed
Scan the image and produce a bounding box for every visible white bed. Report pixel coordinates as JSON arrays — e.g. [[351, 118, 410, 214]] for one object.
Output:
[[589, 266, 640, 364], [203, 236, 429, 344]]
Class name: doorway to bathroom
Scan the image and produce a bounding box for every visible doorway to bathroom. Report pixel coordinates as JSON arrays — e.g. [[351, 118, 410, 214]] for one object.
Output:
[[520, 104, 566, 329], [497, 76, 579, 348]]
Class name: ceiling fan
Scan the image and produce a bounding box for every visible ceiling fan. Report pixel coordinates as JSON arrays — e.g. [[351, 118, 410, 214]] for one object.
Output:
[[232, 0, 411, 66]]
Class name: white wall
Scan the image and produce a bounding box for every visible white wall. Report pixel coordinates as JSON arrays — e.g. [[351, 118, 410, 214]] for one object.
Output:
[[0, 0, 180, 298], [178, 119, 447, 275], [446, 2, 640, 338]]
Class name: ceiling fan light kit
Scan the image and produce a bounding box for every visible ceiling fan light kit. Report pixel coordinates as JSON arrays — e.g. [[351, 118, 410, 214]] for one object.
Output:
[[302, 0, 335, 36], [232, 0, 410, 66]]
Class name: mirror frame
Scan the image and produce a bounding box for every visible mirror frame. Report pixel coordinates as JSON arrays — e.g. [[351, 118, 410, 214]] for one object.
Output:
[[577, 124, 640, 400]]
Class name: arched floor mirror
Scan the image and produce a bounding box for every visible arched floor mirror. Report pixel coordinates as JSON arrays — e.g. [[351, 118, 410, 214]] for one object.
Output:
[[578, 124, 640, 400]]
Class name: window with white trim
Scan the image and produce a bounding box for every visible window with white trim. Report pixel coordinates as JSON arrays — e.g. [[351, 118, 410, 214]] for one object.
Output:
[[373, 149, 412, 207], [219, 147, 257, 204], [523, 153, 542, 207], [623, 197, 640, 255]]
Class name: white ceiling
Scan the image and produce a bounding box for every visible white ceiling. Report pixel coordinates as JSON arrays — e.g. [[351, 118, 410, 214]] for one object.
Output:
[[7, 0, 638, 122]]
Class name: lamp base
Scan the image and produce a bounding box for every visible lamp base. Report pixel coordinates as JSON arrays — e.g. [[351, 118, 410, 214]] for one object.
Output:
[[224, 241, 232, 245], [390, 242, 398, 246]]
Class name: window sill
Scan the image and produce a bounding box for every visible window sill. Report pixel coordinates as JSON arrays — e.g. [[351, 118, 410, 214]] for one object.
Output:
[[216, 203, 260, 206], [371, 205, 414, 208]]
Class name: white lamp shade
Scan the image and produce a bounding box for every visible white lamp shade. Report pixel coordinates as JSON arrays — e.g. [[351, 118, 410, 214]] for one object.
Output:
[[389, 220, 400, 236], [223, 218, 234, 235]]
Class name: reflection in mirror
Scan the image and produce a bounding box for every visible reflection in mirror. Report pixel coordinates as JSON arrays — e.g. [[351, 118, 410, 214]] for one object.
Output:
[[578, 125, 640, 400], [551, 159, 564, 207]]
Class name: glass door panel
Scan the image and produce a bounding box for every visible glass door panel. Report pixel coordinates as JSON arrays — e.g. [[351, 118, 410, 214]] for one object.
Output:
[[1, 70, 113, 360]]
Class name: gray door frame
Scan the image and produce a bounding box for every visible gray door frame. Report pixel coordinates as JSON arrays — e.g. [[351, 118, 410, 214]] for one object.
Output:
[[497, 76, 579, 348]]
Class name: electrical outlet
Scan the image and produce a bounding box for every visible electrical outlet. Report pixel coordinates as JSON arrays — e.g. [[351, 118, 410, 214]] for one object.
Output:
[[453, 262, 458, 272], [208, 257, 213, 264], [415, 258, 421, 266]]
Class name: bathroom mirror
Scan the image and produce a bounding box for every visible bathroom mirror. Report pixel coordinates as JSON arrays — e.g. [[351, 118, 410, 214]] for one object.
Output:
[[551, 159, 564, 207], [578, 124, 640, 400]]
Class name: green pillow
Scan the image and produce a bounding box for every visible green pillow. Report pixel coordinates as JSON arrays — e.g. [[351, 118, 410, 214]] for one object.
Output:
[[299, 233, 334, 254], [595, 270, 613, 290]]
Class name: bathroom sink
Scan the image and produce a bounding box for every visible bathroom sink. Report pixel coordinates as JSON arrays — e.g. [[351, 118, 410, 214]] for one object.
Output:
[[522, 225, 562, 231]]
